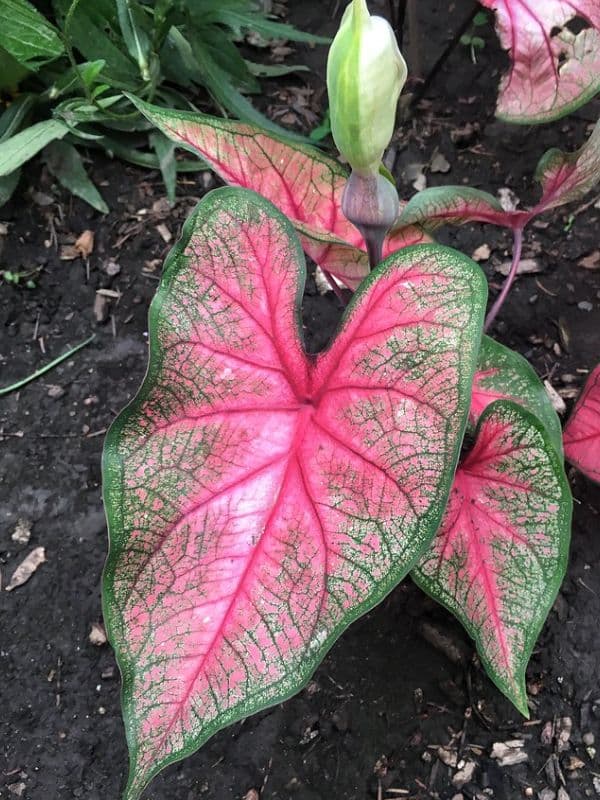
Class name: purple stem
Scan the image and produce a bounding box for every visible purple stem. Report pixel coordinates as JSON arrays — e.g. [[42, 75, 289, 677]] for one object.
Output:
[[484, 226, 524, 332], [365, 234, 384, 272], [321, 268, 347, 305]]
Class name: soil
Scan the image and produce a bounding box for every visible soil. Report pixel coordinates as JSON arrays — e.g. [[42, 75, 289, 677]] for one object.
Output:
[[1, 1, 600, 799]]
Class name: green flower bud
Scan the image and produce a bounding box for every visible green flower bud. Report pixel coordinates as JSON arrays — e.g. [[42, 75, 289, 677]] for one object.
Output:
[[327, 0, 408, 176]]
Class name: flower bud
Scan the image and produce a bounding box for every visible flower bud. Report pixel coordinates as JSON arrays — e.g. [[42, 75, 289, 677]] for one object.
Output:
[[327, 0, 407, 176], [342, 170, 399, 267]]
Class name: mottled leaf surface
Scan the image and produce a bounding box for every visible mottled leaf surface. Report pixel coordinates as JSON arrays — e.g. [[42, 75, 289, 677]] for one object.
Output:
[[413, 401, 571, 714], [130, 96, 427, 289], [103, 188, 486, 799], [471, 336, 563, 455], [563, 364, 600, 483], [481, 0, 600, 123]]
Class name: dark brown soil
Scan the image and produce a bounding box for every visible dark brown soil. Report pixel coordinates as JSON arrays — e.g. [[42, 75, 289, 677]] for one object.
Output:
[[1, 2, 600, 799]]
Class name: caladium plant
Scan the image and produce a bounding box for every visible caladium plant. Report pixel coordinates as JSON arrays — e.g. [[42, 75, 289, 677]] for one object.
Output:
[[480, 0, 600, 123], [102, 6, 583, 796], [103, 187, 488, 798], [563, 364, 600, 483]]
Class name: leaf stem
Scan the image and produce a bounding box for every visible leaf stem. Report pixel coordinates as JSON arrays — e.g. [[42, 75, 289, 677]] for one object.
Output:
[[366, 236, 383, 271], [321, 268, 347, 305], [61, 0, 94, 106], [0, 334, 95, 397], [484, 227, 524, 332]]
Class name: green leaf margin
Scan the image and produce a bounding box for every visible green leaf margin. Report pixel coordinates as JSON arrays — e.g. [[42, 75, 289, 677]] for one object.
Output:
[[476, 336, 563, 456]]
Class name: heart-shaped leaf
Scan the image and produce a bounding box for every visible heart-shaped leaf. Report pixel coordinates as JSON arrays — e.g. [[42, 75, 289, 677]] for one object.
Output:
[[480, 0, 600, 123], [129, 96, 427, 289], [412, 401, 572, 715], [563, 364, 600, 483], [102, 187, 486, 799], [472, 336, 563, 455], [397, 119, 600, 232]]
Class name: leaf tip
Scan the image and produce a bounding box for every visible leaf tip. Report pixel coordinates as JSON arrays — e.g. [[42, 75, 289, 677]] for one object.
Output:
[[510, 683, 531, 720], [122, 759, 148, 800]]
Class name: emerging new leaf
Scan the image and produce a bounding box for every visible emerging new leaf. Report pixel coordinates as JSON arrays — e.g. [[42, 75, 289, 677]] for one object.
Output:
[[532, 118, 600, 212], [397, 186, 523, 232], [563, 364, 600, 483], [480, 0, 600, 123], [129, 96, 427, 290], [412, 401, 572, 715], [103, 187, 487, 799], [397, 119, 600, 232], [471, 336, 563, 455]]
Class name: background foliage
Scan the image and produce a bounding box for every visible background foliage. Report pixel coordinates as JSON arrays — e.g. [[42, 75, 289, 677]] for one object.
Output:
[[0, 0, 326, 209]]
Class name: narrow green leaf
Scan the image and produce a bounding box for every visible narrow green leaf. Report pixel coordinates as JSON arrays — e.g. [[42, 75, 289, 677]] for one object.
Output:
[[54, 0, 139, 88], [116, 0, 151, 81], [149, 131, 176, 203], [163, 27, 308, 144], [0, 95, 35, 141], [98, 134, 206, 172], [0, 119, 68, 177], [309, 109, 332, 143], [245, 61, 309, 78], [0, 169, 20, 206], [44, 59, 106, 100], [45, 140, 109, 213], [195, 53, 309, 143], [0, 45, 29, 89], [0, 0, 64, 68], [204, 7, 330, 44], [201, 28, 260, 94]]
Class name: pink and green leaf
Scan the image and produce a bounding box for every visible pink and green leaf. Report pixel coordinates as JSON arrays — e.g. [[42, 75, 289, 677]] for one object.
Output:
[[471, 336, 563, 455], [563, 364, 600, 483], [297, 221, 429, 291], [396, 186, 524, 231], [480, 0, 600, 123], [102, 187, 487, 799], [532, 118, 600, 213], [397, 119, 600, 233], [412, 401, 572, 715], [128, 95, 428, 289]]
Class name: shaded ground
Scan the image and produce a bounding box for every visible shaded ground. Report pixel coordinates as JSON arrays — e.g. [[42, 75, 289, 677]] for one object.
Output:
[[1, 1, 600, 799]]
